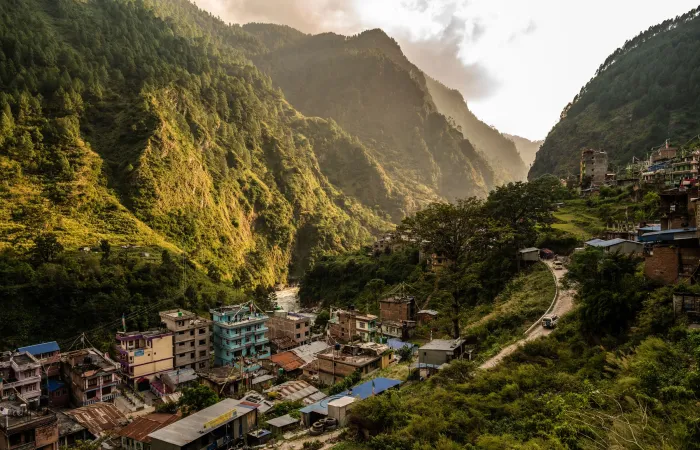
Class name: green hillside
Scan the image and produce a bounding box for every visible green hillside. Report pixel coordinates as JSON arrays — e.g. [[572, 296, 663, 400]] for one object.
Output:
[[530, 6, 700, 178], [0, 0, 397, 289]]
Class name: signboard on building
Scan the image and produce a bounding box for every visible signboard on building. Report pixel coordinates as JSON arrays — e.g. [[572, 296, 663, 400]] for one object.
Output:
[[203, 410, 237, 429], [134, 349, 144, 357]]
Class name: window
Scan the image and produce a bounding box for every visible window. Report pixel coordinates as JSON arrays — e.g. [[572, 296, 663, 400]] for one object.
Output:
[[199, 350, 207, 357], [178, 331, 185, 335], [295, 334, 301, 339], [191, 352, 195, 358], [199, 362, 206, 368], [178, 342, 185, 347], [305, 331, 309, 336], [199, 339, 206, 346], [190, 330, 195, 336], [359, 322, 366, 329], [305, 322, 309, 327], [295, 323, 300, 329]]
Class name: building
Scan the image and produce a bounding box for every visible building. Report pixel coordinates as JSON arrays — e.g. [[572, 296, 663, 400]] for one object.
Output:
[[417, 310, 438, 325], [580, 149, 608, 187], [673, 292, 700, 321], [518, 248, 541, 262], [267, 311, 311, 348], [210, 304, 270, 371], [328, 309, 357, 343], [116, 330, 174, 390], [299, 378, 401, 426], [16, 342, 60, 379], [264, 380, 325, 405], [0, 352, 41, 406], [372, 233, 409, 255], [418, 338, 466, 367], [584, 238, 644, 255], [328, 396, 356, 427], [354, 314, 378, 342], [54, 410, 91, 448], [60, 348, 120, 407], [0, 400, 58, 450], [148, 399, 258, 450], [379, 296, 415, 323], [64, 403, 127, 437], [316, 343, 391, 386], [159, 310, 212, 372], [117, 413, 180, 450], [269, 352, 305, 376], [196, 367, 243, 398], [265, 415, 299, 436]]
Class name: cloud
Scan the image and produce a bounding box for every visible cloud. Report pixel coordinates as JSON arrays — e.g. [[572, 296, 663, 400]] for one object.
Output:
[[193, 0, 501, 100]]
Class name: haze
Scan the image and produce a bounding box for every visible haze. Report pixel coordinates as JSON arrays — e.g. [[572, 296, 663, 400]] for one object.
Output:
[[195, 0, 699, 140]]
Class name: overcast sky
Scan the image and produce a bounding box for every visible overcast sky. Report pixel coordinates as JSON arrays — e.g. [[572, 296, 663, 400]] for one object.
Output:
[[194, 0, 699, 140]]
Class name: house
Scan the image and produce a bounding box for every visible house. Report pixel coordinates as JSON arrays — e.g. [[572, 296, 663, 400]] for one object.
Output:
[[60, 348, 120, 407], [17, 342, 61, 379], [267, 311, 311, 348], [269, 351, 305, 376], [518, 247, 541, 262], [378, 296, 416, 340], [159, 310, 212, 372], [210, 304, 270, 371], [328, 308, 378, 343], [417, 310, 438, 325], [196, 367, 243, 398], [65, 402, 127, 437], [289, 341, 330, 378], [580, 149, 608, 187], [250, 374, 275, 392], [0, 351, 41, 406], [239, 392, 274, 415], [354, 314, 379, 342], [54, 409, 92, 448], [46, 380, 69, 408], [151, 368, 198, 398], [147, 399, 258, 450], [584, 238, 644, 255], [0, 399, 58, 450], [418, 338, 466, 367], [299, 378, 401, 426], [115, 330, 174, 391], [316, 343, 391, 386], [117, 413, 180, 450], [328, 396, 356, 427], [264, 380, 326, 405]]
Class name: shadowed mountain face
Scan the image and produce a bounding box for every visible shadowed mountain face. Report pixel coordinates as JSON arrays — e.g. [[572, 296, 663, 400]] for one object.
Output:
[[531, 6, 700, 179]]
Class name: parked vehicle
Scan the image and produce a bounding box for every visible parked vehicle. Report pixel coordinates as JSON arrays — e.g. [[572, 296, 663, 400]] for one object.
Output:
[[542, 314, 559, 329], [553, 261, 564, 270]]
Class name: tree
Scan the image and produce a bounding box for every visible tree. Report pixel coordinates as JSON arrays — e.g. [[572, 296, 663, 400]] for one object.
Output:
[[178, 385, 219, 416], [314, 309, 330, 332], [31, 233, 64, 264], [100, 239, 111, 261]]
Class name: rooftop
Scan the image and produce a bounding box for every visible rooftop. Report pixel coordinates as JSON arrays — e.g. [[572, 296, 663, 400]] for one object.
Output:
[[638, 227, 698, 242], [65, 403, 127, 436], [148, 399, 256, 447], [160, 309, 211, 325], [196, 366, 242, 384], [379, 296, 415, 304], [266, 414, 299, 429], [584, 238, 637, 247], [0, 400, 56, 431], [117, 413, 180, 443], [420, 338, 465, 351], [17, 341, 60, 356], [264, 380, 326, 405], [328, 396, 357, 408], [417, 310, 438, 316], [292, 341, 330, 363], [240, 392, 274, 415], [53, 410, 86, 438], [0, 351, 40, 367], [161, 368, 198, 385], [519, 247, 540, 253], [299, 378, 401, 415], [270, 351, 305, 372], [318, 344, 388, 366], [116, 329, 173, 341], [61, 348, 119, 375]]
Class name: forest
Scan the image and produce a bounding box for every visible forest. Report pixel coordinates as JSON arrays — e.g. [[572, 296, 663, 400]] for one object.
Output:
[[531, 5, 700, 179]]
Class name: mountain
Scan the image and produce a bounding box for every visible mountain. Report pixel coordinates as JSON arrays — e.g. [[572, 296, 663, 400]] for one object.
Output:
[[0, 0, 399, 287], [530, 6, 700, 178], [246, 27, 496, 211], [425, 77, 528, 183], [505, 134, 543, 168]]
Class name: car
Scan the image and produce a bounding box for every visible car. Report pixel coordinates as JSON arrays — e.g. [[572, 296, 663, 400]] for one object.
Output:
[[553, 261, 563, 270], [542, 314, 559, 329]]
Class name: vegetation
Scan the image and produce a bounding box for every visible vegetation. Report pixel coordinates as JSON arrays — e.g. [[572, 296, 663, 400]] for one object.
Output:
[[178, 384, 219, 416], [531, 5, 700, 178], [344, 250, 700, 449], [329, 369, 362, 395]]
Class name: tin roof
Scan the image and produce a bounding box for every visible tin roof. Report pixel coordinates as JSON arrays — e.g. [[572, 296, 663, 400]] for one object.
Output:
[[419, 338, 465, 351], [270, 351, 305, 372], [518, 247, 539, 253], [417, 310, 438, 316], [117, 413, 180, 443], [291, 341, 330, 363], [266, 414, 299, 428], [299, 378, 401, 415], [265, 380, 325, 404], [17, 341, 59, 355], [65, 403, 127, 436]]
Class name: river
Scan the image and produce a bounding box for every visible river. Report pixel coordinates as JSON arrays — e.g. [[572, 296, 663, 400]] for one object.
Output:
[[275, 286, 301, 312]]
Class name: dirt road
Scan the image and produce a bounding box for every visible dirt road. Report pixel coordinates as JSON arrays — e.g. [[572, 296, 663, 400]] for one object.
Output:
[[275, 429, 342, 449], [479, 260, 575, 369]]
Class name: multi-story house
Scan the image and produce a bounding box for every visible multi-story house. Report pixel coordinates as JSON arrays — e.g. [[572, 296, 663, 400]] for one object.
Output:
[[115, 330, 174, 389], [0, 398, 59, 450], [580, 149, 608, 187], [17, 342, 61, 379], [354, 314, 378, 342], [267, 311, 311, 349], [210, 304, 270, 372], [61, 348, 120, 407], [0, 352, 41, 406], [159, 310, 212, 371], [316, 343, 391, 386]]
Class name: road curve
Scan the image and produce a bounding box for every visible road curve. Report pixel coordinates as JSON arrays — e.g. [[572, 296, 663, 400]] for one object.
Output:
[[479, 260, 575, 370]]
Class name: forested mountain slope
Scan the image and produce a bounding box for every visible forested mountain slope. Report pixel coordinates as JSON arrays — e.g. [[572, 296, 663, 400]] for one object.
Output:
[[248, 28, 495, 209], [505, 133, 543, 168], [0, 0, 397, 287], [425, 77, 528, 183], [531, 6, 700, 178]]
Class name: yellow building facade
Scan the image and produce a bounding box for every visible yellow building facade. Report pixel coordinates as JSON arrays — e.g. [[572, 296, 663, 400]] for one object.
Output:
[[116, 330, 174, 388]]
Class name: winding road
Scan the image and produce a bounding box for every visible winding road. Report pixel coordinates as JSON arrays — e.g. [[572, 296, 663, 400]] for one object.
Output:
[[479, 260, 575, 369]]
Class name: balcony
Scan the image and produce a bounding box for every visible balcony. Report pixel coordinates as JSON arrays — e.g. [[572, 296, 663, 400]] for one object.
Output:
[[2, 375, 41, 389], [10, 442, 35, 450]]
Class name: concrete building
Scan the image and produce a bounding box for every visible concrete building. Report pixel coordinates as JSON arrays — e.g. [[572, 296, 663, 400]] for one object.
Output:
[[0, 352, 41, 406], [196, 367, 243, 398], [580, 149, 608, 187], [327, 308, 379, 343], [418, 338, 466, 367], [210, 305, 270, 372], [584, 238, 644, 255], [0, 400, 58, 450], [159, 310, 212, 372], [417, 310, 438, 325], [354, 314, 378, 342], [148, 399, 258, 450], [316, 343, 391, 386], [16, 342, 60, 379], [267, 311, 311, 348], [60, 348, 120, 407], [379, 296, 416, 340], [116, 330, 174, 389]]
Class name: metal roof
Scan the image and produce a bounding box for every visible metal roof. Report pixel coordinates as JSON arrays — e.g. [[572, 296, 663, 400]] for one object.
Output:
[[65, 403, 127, 436], [328, 396, 357, 408], [148, 399, 256, 447], [265, 380, 325, 404], [291, 341, 330, 363], [638, 227, 697, 242], [419, 338, 465, 351], [161, 368, 198, 385], [266, 414, 299, 428], [518, 247, 539, 253], [638, 225, 662, 232], [270, 351, 305, 372], [251, 374, 275, 385], [386, 339, 414, 350], [17, 341, 59, 355], [585, 238, 640, 248], [117, 413, 180, 443], [299, 378, 401, 415]]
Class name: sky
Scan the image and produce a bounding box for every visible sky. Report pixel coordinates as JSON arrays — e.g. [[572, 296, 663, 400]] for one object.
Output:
[[193, 0, 699, 141]]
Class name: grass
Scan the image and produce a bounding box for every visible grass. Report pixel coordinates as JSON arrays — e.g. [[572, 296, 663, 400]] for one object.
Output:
[[552, 205, 605, 240]]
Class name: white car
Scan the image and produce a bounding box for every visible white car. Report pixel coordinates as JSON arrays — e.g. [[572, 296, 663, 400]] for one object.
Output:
[[553, 261, 564, 270]]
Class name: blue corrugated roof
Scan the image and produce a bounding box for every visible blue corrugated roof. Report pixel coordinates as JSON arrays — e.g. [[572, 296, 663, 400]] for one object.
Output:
[[47, 380, 65, 393], [17, 341, 59, 355], [299, 378, 401, 415], [639, 225, 661, 232], [585, 238, 630, 248], [386, 339, 414, 350], [638, 227, 697, 242]]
